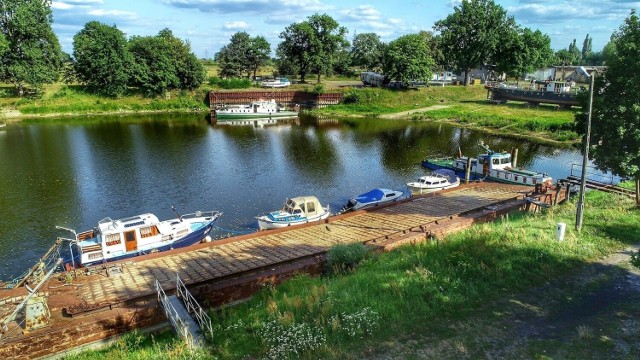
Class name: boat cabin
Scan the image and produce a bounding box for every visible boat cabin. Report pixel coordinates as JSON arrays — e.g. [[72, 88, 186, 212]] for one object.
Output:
[[532, 80, 575, 94], [453, 152, 512, 175], [283, 196, 323, 218]]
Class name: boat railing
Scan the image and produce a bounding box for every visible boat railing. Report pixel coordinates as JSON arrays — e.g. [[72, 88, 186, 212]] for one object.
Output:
[[569, 164, 616, 185], [155, 278, 195, 350], [180, 211, 221, 220], [176, 273, 213, 339]]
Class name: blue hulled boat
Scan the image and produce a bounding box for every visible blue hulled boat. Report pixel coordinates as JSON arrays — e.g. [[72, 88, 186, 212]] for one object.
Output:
[[340, 188, 404, 213]]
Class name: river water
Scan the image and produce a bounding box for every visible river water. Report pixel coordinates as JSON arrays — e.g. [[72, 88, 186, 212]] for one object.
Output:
[[0, 113, 591, 280]]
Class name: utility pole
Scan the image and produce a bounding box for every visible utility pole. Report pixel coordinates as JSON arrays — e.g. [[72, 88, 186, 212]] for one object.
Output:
[[575, 72, 595, 231]]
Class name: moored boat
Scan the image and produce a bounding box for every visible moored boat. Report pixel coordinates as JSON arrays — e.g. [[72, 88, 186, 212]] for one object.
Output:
[[58, 209, 222, 268], [407, 169, 460, 194], [422, 142, 552, 186], [485, 80, 579, 107], [340, 188, 404, 213], [257, 196, 330, 230], [214, 99, 298, 119], [261, 77, 291, 88]]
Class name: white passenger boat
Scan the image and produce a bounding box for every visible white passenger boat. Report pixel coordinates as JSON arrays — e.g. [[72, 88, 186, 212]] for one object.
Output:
[[340, 188, 404, 213], [256, 196, 330, 230], [407, 169, 461, 194], [58, 209, 222, 268], [214, 99, 298, 119]]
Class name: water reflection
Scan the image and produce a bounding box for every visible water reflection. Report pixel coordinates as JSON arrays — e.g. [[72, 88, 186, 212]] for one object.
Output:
[[0, 113, 590, 279]]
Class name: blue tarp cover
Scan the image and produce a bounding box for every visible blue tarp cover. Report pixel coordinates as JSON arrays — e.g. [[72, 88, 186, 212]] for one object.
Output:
[[432, 169, 458, 183], [354, 188, 385, 204]]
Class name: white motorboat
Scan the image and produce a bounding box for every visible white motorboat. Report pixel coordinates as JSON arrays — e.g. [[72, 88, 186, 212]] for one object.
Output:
[[340, 188, 404, 213], [257, 196, 330, 230], [261, 77, 291, 88], [58, 208, 222, 268], [407, 169, 460, 194]]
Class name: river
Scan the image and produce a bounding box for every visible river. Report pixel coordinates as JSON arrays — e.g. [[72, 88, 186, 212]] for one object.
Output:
[[0, 113, 591, 280]]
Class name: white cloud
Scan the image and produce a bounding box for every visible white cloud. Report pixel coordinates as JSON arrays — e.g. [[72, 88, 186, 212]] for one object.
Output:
[[87, 9, 138, 20], [52, 2, 75, 10], [223, 21, 250, 30], [162, 0, 328, 14], [340, 5, 380, 21]]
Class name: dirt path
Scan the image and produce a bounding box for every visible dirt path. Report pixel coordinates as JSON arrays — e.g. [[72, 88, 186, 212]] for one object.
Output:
[[379, 105, 451, 119], [367, 245, 640, 359]]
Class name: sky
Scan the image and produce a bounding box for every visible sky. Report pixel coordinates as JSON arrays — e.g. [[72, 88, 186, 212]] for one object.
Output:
[[50, 0, 640, 59]]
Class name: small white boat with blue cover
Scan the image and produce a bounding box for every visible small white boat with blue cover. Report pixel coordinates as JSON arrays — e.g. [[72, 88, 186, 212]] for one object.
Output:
[[257, 196, 330, 230], [407, 169, 460, 194], [59, 208, 222, 268], [340, 188, 404, 213]]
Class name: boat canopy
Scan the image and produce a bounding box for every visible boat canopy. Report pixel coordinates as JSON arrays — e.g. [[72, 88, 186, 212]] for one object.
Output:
[[431, 169, 458, 184], [284, 196, 323, 217], [354, 189, 385, 204]]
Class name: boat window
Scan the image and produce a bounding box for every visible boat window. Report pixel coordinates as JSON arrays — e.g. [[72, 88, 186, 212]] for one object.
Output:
[[299, 203, 305, 212], [293, 209, 302, 215], [105, 233, 121, 247], [493, 159, 499, 165], [501, 158, 510, 164], [307, 202, 315, 213], [140, 226, 158, 238], [88, 252, 103, 260], [386, 193, 396, 198], [125, 231, 136, 242]]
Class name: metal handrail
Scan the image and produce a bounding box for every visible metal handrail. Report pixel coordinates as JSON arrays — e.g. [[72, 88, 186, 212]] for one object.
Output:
[[176, 274, 213, 338], [570, 163, 615, 185], [155, 278, 194, 349]]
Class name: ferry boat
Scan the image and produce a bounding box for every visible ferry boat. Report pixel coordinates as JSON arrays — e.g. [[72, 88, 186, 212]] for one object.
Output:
[[340, 188, 404, 213], [422, 143, 552, 187], [407, 169, 460, 194], [59, 209, 222, 268], [257, 196, 330, 230], [214, 99, 298, 119]]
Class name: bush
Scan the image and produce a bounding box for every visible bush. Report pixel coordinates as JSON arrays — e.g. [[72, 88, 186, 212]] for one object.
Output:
[[326, 243, 368, 275], [631, 250, 640, 269], [342, 89, 361, 104], [208, 77, 251, 89]]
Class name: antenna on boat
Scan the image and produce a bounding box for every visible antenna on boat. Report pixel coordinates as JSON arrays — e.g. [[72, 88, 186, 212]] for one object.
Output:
[[172, 206, 183, 221], [478, 140, 493, 155]]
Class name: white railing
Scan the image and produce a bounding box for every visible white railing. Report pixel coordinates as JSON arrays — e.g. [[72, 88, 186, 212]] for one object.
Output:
[[176, 273, 213, 338], [155, 278, 194, 349]]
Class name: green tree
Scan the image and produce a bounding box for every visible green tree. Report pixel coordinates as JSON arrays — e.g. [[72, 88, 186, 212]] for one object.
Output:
[[217, 32, 251, 78], [157, 29, 205, 90], [434, 0, 516, 85], [277, 13, 348, 83], [350, 32, 383, 71], [73, 21, 132, 97], [582, 34, 592, 60], [568, 39, 581, 64], [307, 14, 348, 83], [246, 35, 270, 78], [575, 10, 640, 206], [495, 28, 554, 80], [0, 0, 62, 95], [128, 35, 178, 95], [382, 33, 434, 85]]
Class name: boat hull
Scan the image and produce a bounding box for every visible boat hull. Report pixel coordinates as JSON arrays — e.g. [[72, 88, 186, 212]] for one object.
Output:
[[487, 86, 578, 107], [422, 159, 551, 186], [257, 211, 330, 230], [407, 181, 460, 194], [215, 111, 298, 120]]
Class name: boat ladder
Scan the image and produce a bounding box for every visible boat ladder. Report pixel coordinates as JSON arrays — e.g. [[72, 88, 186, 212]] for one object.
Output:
[[155, 273, 212, 349]]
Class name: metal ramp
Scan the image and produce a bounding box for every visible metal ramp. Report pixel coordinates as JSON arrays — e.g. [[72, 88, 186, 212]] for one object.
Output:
[[559, 164, 635, 198], [155, 273, 213, 349]]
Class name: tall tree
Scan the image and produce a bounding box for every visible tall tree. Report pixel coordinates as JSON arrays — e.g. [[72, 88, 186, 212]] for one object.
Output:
[[434, 0, 516, 85], [568, 39, 581, 64], [0, 0, 62, 95], [128, 35, 178, 95], [350, 32, 383, 71], [73, 21, 132, 97], [277, 13, 347, 83], [575, 10, 640, 206], [495, 28, 554, 80], [158, 29, 205, 90], [382, 33, 434, 85], [582, 34, 593, 60], [246, 36, 271, 78], [217, 32, 251, 78]]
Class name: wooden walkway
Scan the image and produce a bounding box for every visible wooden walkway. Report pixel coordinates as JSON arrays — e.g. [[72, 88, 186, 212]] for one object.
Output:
[[70, 183, 530, 309]]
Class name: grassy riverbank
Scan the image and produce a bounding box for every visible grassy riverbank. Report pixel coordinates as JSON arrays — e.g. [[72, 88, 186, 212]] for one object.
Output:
[[68, 190, 640, 359], [315, 86, 579, 143]]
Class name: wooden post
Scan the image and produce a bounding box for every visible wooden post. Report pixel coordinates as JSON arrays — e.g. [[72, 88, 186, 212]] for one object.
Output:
[[465, 157, 472, 184], [511, 148, 518, 168]]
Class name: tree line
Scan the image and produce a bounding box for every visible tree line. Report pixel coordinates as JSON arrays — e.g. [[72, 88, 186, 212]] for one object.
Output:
[[0, 0, 620, 97], [0, 0, 204, 97]]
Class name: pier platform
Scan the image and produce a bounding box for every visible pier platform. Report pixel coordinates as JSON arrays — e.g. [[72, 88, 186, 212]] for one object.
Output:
[[0, 182, 558, 358]]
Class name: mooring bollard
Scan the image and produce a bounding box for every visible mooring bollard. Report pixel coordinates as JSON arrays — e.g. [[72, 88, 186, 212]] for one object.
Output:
[[556, 222, 566, 241]]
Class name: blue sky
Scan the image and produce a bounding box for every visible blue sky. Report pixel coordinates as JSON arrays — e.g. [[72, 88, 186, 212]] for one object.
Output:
[[51, 0, 639, 59]]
